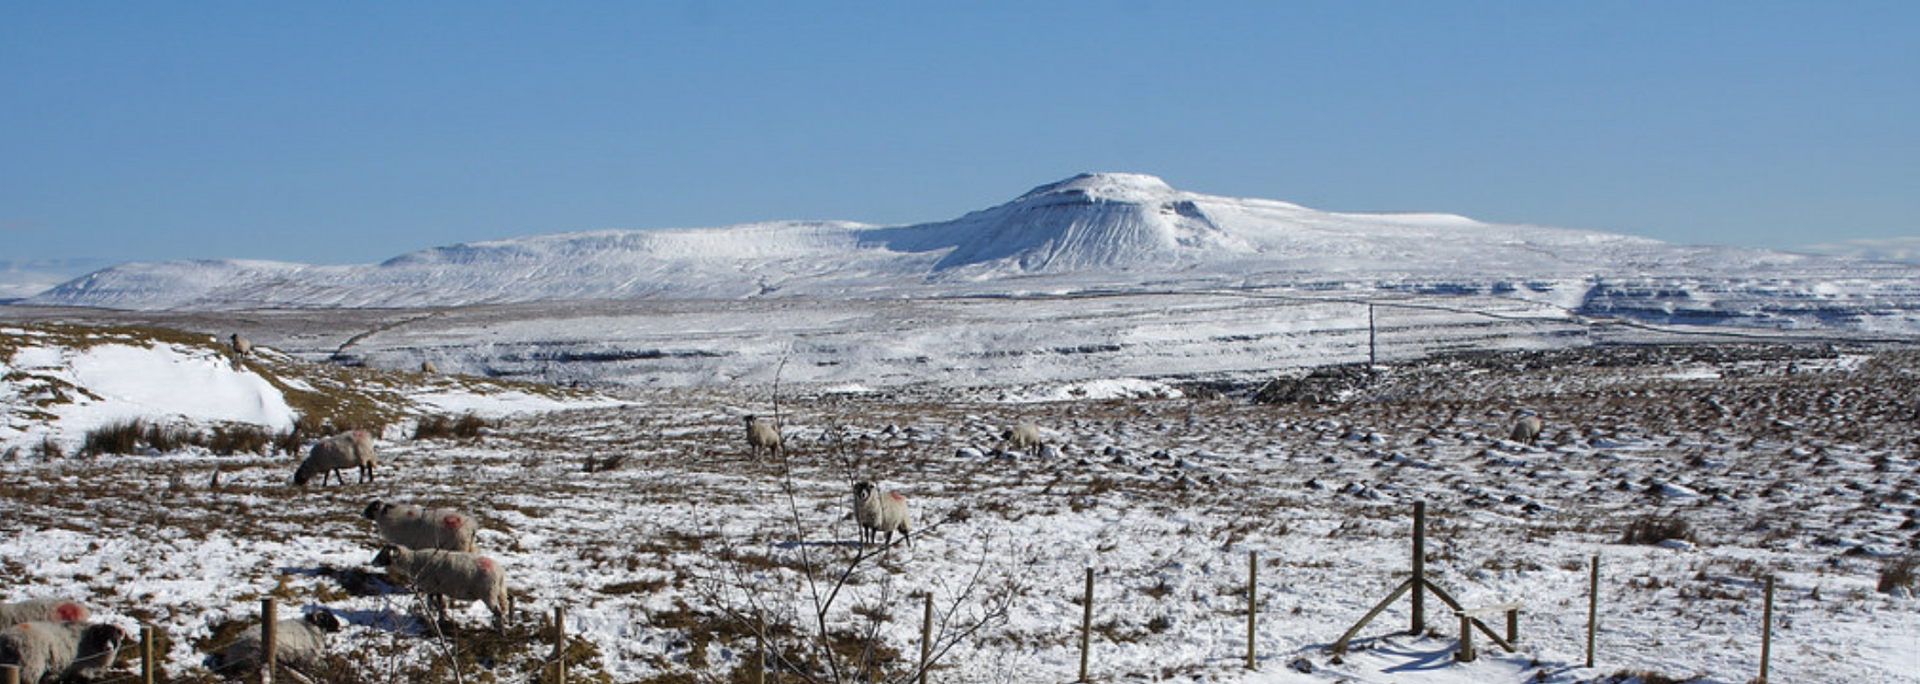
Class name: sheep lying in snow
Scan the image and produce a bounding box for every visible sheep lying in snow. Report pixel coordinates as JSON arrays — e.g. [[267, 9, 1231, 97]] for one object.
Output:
[[293, 430, 376, 486], [211, 609, 341, 675], [0, 600, 89, 629], [1510, 414, 1544, 446], [363, 500, 479, 553], [0, 621, 128, 684], [744, 415, 782, 459], [852, 481, 912, 549], [1001, 423, 1044, 455], [230, 334, 253, 356], [372, 545, 509, 631]]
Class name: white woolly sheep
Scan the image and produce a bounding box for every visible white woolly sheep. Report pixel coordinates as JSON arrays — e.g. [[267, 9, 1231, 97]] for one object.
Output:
[[852, 481, 912, 549], [0, 600, 89, 630], [230, 334, 253, 356], [363, 500, 479, 553], [1001, 423, 1044, 455], [420, 360, 438, 374], [371, 545, 509, 631], [744, 415, 782, 459], [1510, 414, 1544, 446], [293, 430, 376, 486], [211, 609, 341, 675], [0, 621, 128, 684]]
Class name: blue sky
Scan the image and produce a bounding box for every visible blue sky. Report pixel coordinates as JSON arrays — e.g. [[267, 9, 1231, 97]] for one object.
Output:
[[2, 1, 1915, 266]]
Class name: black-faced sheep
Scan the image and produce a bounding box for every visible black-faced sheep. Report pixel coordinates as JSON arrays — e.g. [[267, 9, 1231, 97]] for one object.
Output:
[[363, 500, 479, 553], [371, 545, 508, 631], [230, 334, 253, 356], [420, 360, 438, 374], [1510, 414, 1544, 446], [852, 481, 911, 549], [293, 430, 376, 487], [744, 415, 782, 459], [211, 609, 341, 676], [1001, 423, 1044, 455], [0, 621, 128, 684], [0, 600, 89, 630]]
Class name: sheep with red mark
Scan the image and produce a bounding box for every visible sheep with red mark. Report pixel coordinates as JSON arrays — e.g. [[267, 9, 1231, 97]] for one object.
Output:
[[211, 609, 341, 676], [293, 430, 376, 486], [371, 545, 509, 631], [852, 481, 912, 549], [0, 600, 89, 630], [0, 621, 128, 684], [362, 500, 479, 553]]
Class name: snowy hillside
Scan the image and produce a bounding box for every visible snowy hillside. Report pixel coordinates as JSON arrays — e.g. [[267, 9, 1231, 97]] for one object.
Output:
[[24, 174, 1920, 332]]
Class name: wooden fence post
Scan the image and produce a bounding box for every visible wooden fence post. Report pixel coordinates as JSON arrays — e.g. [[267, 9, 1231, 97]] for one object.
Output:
[[552, 606, 567, 684], [1586, 555, 1599, 669], [919, 594, 933, 684], [1246, 550, 1258, 670], [1760, 575, 1775, 684], [1411, 501, 1426, 635], [3, 663, 19, 684], [1078, 568, 1094, 683], [141, 624, 156, 684], [260, 598, 276, 684]]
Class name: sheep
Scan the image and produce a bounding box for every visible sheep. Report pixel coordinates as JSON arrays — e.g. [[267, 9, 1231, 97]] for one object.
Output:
[[420, 360, 439, 374], [293, 430, 376, 486], [211, 609, 341, 676], [230, 334, 253, 356], [0, 621, 128, 684], [744, 415, 782, 459], [362, 500, 479, 553], [1001, 423, 1044, 455], [0, 600, 89, 630], [852, 481, 911, 549], [371, 545, 508, 631], [1510, 414, 1544, 446]]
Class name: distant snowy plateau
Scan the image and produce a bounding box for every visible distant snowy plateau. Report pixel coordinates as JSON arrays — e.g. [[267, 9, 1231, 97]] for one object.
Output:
[[14, 173, 1920, 388]]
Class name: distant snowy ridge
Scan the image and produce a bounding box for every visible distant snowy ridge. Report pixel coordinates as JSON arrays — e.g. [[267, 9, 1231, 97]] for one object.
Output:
[[21, 173, 1920, 336]]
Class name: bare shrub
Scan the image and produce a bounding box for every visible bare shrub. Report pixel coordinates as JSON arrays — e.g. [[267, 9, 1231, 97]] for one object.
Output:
[[207, 424, 278, 456], [415, 413, 491, 440], [1879, 556, 1919, 594]]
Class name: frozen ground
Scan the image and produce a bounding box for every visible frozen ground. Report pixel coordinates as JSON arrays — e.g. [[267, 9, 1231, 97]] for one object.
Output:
[[3, 323, 1917, 683]]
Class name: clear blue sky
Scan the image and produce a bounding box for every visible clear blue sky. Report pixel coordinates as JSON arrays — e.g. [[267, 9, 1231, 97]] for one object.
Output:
[[2, 1, 1915, 265]]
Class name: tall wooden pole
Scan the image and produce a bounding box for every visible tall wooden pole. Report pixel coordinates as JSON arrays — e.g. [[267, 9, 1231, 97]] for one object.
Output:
[[4, 663, 19, 684], [1246, 551, 1259, 670], [552, 606, 567, 684], [1079, 568, 1094, 683], [1368, 304, 1378, 367], [1586, 555, 1600, 669], [260, 599, 276, 684], [1410, 501, 1426, 635], [1760, 575, 1775, 683], [141, 625, 156, 684]]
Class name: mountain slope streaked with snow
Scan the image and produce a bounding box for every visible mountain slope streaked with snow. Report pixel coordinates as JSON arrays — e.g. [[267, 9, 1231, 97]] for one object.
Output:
[[20, 173, 1920, 338]]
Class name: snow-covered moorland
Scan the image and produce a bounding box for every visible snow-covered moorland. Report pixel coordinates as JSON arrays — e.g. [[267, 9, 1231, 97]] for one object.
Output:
[[3, 323, 1917, 684]]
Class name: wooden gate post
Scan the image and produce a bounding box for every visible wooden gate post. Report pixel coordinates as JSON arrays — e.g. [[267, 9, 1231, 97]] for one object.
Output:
[[1246, 550, 1258, 670], [260, 599, 276, 684], [1759, 575, 1775, 683], [141, 624, 156, 684], [1585, 555, 1600, 669], [552, 606, 567, 684], [1411, 501, 1426, 635], [1078, 568, 1094, 683], [3, 663, 19, 684], [919, 594, 933, 684]]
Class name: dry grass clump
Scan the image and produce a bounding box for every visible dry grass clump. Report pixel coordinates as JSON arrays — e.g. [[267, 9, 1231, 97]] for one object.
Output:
[[1620, 515, 1697, 546], [1879, 556, 1919, 594], [414, 413, 491, 440]]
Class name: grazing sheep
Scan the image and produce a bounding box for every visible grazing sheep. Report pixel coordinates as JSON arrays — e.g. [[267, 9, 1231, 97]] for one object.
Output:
[[371, 545, 508, 631], [211, 609, 341, 675], [363, 500, 479, 553], [0, 600, 89, 629], [744, 415, 782, 459], [1001, 423, 1044, 455], [1510, 414, 1544, 446], [0, 622, 128, 684], [230, 334, 253, 356], [852, 481, 912, 549], [420, 360, 438, 374], [293, 430, 376, 486]]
